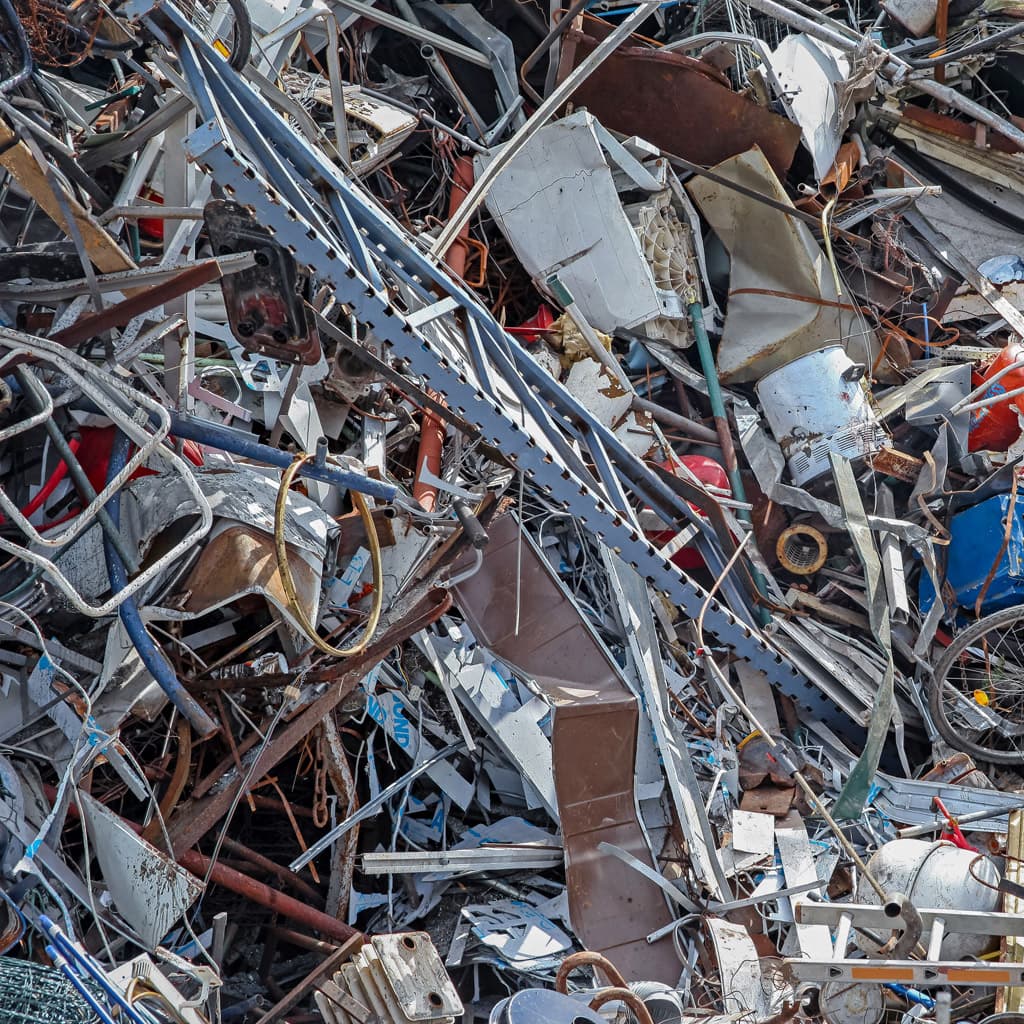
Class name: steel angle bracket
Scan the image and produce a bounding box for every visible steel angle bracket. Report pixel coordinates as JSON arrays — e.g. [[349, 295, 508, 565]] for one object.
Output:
[[181, 123, 838, 721], [161, 1, 755, 608]]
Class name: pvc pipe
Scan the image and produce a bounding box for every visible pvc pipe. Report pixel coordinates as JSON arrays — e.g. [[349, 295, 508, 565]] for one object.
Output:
[[102, 430, 219, 739], [415, 156, 475, 513], [957, 382, 1024, 415], [630, 395, 720, 445]]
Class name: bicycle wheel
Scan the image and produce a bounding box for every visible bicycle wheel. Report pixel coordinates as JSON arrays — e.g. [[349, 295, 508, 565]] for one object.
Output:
[[178, 0, 252, 70], [930, 605, 1024, 764]]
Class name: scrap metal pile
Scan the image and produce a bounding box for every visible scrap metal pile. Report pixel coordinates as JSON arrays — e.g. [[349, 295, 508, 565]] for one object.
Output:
[[11, 0, 1024, 1019]]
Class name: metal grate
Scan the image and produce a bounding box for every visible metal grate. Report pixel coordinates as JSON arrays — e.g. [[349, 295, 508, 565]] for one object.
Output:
[[0, 957, 99, 1023]]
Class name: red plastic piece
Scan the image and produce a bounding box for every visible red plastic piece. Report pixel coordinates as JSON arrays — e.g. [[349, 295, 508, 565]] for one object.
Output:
[[646, 454, 731, 569], [74, 425, 205, 495], [968, 342, 1024, 452], [934, 796, 978, 852], [507, 305, 556, 344], [137, 188, 165, 242]]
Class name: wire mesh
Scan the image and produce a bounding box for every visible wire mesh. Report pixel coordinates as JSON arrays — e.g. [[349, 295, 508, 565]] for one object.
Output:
[[0, 957, 99, 1023]]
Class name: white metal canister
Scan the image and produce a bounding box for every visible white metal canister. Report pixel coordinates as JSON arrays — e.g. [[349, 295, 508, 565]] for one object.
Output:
[[854, 839, 999, 960], [755, 345, 887, 486]]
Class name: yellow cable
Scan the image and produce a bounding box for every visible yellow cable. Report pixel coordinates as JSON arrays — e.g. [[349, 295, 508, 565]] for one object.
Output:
[[274, 452, 383, 657], [126, 977, 205, 1024]]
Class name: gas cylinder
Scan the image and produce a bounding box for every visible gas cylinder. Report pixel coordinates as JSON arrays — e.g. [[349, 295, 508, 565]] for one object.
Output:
[[645, 454, 731, 570], [855, 839, 999, 959], [968, 342, 1024, 452]]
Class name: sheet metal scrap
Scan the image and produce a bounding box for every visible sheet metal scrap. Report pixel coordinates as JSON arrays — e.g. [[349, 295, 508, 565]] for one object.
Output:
[[8, 0, 1024, 1019]]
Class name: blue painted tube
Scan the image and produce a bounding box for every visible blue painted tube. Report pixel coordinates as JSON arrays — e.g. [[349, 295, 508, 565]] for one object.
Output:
[[884, 983, 935, 1009], [102, 431, 219, 738], [165, 411, 397, 501], [49, 952, 122, 1024], [42, 918, 149, 1024]]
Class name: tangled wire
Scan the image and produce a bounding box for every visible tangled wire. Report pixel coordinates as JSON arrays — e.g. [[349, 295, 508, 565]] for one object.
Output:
[[10, 0, 102, 68]]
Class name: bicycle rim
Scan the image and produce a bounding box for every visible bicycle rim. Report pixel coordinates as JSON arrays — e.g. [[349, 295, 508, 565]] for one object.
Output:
[[931, 605, 1024, 764]]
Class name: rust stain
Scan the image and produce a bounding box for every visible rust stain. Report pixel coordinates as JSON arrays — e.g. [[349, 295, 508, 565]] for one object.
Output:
[[557, 23, 801, 178]]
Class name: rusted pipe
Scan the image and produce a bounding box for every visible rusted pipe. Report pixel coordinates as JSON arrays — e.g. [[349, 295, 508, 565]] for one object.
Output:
[[218, 835, 322, 904], [178, 849, 362, 945], [250, 795, 317, 819], [413, 409, 446, 513], [444, 157, 475, 280], [142, 717, 191, 846], [48, 785, 357, 944], [555, 950, 629, 993], [413, 158, 474, 513], [168, 590, 453, 855], [588, 988, 656, 1024], [776, 524, 828, 575], [934, 0, 949, 83], [271, 927, 340, 955]]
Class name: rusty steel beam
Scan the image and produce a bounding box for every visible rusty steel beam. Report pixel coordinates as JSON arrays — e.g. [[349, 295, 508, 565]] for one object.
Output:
[[49, 260, 223, 346]]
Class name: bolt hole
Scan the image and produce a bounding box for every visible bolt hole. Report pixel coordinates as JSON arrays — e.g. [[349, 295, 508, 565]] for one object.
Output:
[[427, 992, 443, 1008], [401, 936, 416, 951]]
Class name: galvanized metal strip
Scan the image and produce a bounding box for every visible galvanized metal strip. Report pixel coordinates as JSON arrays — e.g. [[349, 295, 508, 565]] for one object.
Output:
[[182, 124, 839, 727]]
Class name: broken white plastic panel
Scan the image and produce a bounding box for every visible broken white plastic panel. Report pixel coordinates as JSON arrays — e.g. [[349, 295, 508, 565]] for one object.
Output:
[[423, 640, 557, 819], [478, 110, 700, 346], [79, 791, 203, 951], [106, 954, 217, 1024], [462, 899, 572, 969], [686, 148, 879, 383], [766, 34, 855, 182]]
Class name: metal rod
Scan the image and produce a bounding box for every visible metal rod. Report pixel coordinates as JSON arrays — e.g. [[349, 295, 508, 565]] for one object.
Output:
[[519, 0, 590, 104], [688, 302, 771, 621], [631, 395, 719, 444], [289, 742, 463, 871], [327, 0, 492, 67], [898, 800, 1024, 837], [16, 368, 140, 573], [164, 411, 397, 500], [741, 0, 1024, 151], [178, 849, 362, 944]]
